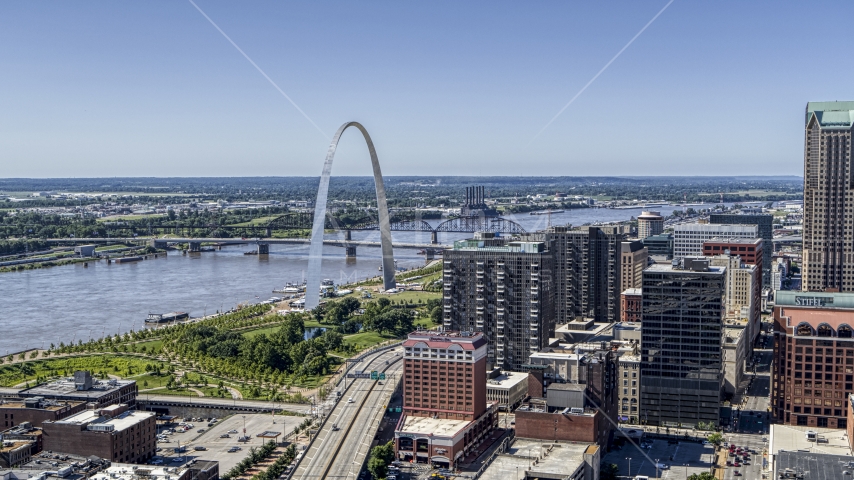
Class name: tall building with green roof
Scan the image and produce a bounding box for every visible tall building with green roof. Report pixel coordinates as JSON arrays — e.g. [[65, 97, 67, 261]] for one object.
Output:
[[803, 101, 854, 293]]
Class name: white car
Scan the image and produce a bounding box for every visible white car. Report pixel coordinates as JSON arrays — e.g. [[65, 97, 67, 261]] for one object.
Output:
[[347, 397, 354, 403], [655, 463, 669, 470]]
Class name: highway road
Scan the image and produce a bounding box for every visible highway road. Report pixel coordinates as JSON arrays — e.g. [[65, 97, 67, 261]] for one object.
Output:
[[292, 347, 402, 480], [325, 358, 402, 479]]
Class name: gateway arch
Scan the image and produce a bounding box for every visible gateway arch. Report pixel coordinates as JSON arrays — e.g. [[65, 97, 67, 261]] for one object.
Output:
[[304, 122, 396, 310]]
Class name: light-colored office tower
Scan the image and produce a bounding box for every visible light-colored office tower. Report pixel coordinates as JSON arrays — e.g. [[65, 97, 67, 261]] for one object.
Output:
[[802, 101, 854, 292]]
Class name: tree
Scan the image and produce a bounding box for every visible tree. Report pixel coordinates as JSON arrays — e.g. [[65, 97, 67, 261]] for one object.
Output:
[[707, 432, 723, 445], [367, 441, 394, 479], [688, 473, 716, 480], [430, 306, 442, 324], [600, 462, 619, 480]]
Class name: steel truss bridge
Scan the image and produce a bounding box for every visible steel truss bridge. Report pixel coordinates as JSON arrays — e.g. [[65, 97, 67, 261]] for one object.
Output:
[[95, 212, 527, 241]]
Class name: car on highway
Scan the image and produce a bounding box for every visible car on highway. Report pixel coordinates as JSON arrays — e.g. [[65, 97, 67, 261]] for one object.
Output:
[[228, 446, 242, 453], [220, 434, 230, 438], [331, 424, 339, 431], [348, 397, 354, 403], [194, 446, 207, 451], [229, 429, 238, 434]]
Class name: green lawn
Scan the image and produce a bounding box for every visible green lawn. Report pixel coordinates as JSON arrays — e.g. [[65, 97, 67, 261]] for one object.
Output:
[[134, 339, 164, 355], [0, 355, 159, 387], [342, 331, 396, 351]]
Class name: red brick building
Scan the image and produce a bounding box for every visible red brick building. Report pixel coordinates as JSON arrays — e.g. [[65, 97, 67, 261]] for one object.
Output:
[[514, 407, 605, 444], [702, 237, 763, 283], [395, 331, 497, 468], [620, 288, 642, 323], [42, 405, 156, 464], [772, 291, 854, 429], [1, 398, 86, 429]]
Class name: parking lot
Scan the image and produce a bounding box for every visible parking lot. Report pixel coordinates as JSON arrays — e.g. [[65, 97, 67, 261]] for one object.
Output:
[[603, 438, 716, 479], [152, 413, 304, 473]]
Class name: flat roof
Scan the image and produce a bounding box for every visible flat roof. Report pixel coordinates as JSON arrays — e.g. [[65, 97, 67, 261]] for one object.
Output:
[[769, 424, 852, 457], [19, 377, 134, 399], [776, 450, 854, 479], [0, 440, 32, 453], [486, 372, 529, 390], [547, 383, 585, 392], [704, 237, 763, 245], [398, 415, 470, 438], [478, 439, 589, 480], [0, 399, 83, 411], [90, 465, 188, 480], [645, 263, 726, 274], [54, 409, 153, 432], [621, 288, 642, 296]]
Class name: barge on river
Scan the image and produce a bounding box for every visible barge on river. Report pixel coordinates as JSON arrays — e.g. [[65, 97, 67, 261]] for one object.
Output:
[[146, 311, 189, 323]]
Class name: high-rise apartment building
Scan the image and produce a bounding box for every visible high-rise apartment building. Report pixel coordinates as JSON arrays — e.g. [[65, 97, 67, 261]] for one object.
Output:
[[640, 257, 726, 427], [395, 331, 496, 468], [710, 213, 773, 287], [771, 291, 854, 429], [620, 240, 648, 292], [637, 211, 665, 239], [442, 233, 554, 370], [545, 226, 627, 324], [802, 101, 854, 293], [673, 223, 758, 259]]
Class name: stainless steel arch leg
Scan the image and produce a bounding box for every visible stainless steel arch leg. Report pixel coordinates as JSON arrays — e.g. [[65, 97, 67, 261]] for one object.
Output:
[[305, 122, 396, 309]]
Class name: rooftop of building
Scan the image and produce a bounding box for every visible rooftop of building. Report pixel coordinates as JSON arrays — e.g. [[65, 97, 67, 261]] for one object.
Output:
[[638, 211, 664, 219], [673, 223, 758, 232], [51, 408, 153, 432], [397, 415, 470, 438], [618, 352, 640, 363], [614, 322, 642, 332], [555, 321, 612, 337], [478, 439, 592, 480], [806, 101, 854, 128], [0, 398, 83, 411], [621, 288, 642, 296], [19, 376, 134, 399], [90, 465, 188, 480], [775, 450, 854, 480], [704, 237, 763, 245], [0, 440, 32, 453], [20, 451, 106, 473], [486, 371, 529, 390], [404, 330, 487, 350], [546, 383, 586, 392], [452, 234, 547, 254], [723, 327, 745, 346], [769, 423, 852, 457], [645, 258, 726, 275]]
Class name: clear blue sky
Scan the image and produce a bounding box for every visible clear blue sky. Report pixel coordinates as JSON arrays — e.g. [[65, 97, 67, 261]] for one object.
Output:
[[1, 1, 851, 178]]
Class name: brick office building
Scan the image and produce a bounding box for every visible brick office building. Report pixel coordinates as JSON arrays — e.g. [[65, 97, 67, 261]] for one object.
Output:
[[702, 237, 764, 275], [395, 331, 497, 469], [620, 288, 642, 323], [42, 404, 156, 464], [18, 371, 137, 409], [772, 291, 854, 429], [1, 398, 86, 429]]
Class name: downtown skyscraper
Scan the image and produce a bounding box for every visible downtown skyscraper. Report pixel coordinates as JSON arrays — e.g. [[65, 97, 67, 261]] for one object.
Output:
[[803, 101, 854, 292]]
